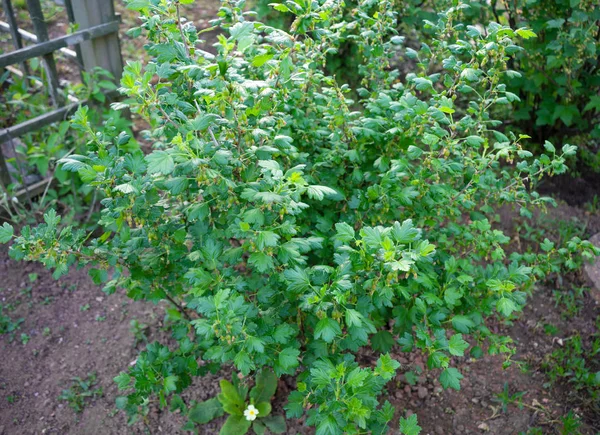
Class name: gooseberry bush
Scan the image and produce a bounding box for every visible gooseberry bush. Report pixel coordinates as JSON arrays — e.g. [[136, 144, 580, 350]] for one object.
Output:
[[1, 0, 598, 433]]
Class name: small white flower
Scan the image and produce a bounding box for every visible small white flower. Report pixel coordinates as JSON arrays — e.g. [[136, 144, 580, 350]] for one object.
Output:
[[244, 404, 259, 421]]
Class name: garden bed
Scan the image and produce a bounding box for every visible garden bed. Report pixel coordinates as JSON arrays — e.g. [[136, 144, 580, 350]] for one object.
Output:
[[1, 202, 599, 434]]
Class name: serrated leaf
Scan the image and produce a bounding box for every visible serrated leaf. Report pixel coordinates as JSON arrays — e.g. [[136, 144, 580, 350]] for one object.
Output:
[[314, 317, 341, 343], [164, 375, 178, 393], [278, 348, 300, 370], [89, 268, 108, 285], [283, 267, 311, 293], [497, 297, 518, 317], [270, 3, 290, 12], [440, 367, 463, 390], [375, 354, 401, 381], [248, 252, 274, 273], [114, 372, 131, 390], [451, 315, 474, 333], [371, 330, 395, 352], [306, 185, 337, 201], [399, 414, 421, 435], [146, 151, 174, 175], [335, 222, 355, 242], [516, 28, 537, 39], [448, 334, 469, 356], [0, 223, 14, 243]]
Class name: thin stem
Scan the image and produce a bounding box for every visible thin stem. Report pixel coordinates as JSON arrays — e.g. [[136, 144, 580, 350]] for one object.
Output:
[[175, 2, 190, 58], [164, 292, 192, 321]]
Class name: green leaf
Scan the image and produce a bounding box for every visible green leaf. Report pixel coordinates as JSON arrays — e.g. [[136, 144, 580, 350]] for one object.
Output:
[[146, 151, 174, 175], [314, 317, 341, 343], [114, 183, 137, 194], [497, 297, 518, 317], [371, 330, 395, 352], [306, 185, 337, 201], [346, 367, 369, 388], [399, 414, 422, 435], [257, 231, 280, 249], [250, 370, 278, 404], [284, 267, 311, 293], [255, 401, 272, 417], [278, 348, 300, 370], [270, 3, 290, 13], [89, 268, 108, 285], [188, 397, 224, 424], [219, 380, 244, 408], [229, 22, 254, 41], [451, 315, 474, 333], [344, 309, 362, 328], [448, 334, 469, 356], [253, 421, 266, 435], [335, 222, 355, 242], [248, 252, 274, 273], [460, 68, 480, 82], [58, 156, 89, 172], [516, 28, 537, 39], [263, 415, 287, 433], [164, 375, 178, 393], [114, 372, 131, 390], [465, 136, 484, 148], [440, 368, 463, 390], [252, 53, 274, 67], [375, 354, 401, 381], [316, 416, 339, 435], [0, 223, 14, 244], [220, 415, 252, 435], [413, 77, 433, 91], [273, 323, 295, 343]]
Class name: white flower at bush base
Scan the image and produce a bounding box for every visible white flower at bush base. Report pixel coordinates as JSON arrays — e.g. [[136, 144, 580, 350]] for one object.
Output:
[[243, 404, 259, 421]]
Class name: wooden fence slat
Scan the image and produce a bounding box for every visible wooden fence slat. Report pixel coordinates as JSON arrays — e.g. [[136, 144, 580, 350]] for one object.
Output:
[[71, 0, 124, 83], [62, 0, 84, 72], [1, 0, 31, 78], [0, 101, 82, 144], [0, 21, 78, 59], [0, 144, 11, 187], [25, 0, 63, 106], [0, 21, 120, 69]]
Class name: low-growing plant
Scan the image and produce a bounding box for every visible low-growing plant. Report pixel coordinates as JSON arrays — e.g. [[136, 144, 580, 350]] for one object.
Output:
[[58, 372, 103, 413], [130, 318, 149, 346], [0, 305, 23, 336], [542, 320, 600, 417], [0, 65, 134, 226], [1, 0, 599, 433], [180, 369, 287, 434]]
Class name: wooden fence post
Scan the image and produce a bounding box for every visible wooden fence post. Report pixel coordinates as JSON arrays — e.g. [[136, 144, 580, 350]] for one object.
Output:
[[70, 0, 123, 84], [25, 0, 63, 106], [2, 0, 30, 78]]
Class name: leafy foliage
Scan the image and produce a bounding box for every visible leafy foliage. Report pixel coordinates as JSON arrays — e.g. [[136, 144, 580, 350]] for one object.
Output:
[[0, 66, 133, 224], [2, 0, 598, 433]]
